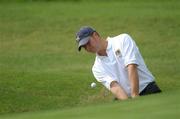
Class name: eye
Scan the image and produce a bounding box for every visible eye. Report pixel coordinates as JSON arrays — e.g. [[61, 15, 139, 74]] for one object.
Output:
[[86, 40, 90, 45]]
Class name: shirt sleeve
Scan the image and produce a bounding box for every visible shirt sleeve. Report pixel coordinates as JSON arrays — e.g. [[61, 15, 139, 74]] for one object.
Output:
[[92, 61, 115, 90], [121, 34, 139, 67]]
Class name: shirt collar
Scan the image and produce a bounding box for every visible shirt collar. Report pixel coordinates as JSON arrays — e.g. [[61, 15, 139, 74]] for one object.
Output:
[[106, 37, 112, 51]]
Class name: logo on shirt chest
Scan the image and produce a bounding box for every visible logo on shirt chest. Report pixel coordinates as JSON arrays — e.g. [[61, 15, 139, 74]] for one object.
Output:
[[115, 49, 122, 57]]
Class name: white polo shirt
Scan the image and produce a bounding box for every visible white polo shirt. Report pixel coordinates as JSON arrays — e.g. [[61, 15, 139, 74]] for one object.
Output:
[[92, 34, 154, 96]]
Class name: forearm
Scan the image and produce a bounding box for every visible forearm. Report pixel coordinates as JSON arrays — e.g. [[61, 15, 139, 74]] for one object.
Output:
[[110, 81, 128, 100], [127, 64, 139, 98]]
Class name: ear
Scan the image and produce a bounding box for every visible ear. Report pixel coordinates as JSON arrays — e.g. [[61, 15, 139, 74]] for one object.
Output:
[[93, 32, 100, 39]]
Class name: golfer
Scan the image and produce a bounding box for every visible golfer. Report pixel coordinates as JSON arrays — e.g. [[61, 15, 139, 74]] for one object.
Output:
[[75, 26, 161, 100]]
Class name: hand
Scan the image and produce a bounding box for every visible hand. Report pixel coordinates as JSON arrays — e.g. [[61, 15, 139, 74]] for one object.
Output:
[[110, 81, 128, 100], [131, 93, 139, 98]]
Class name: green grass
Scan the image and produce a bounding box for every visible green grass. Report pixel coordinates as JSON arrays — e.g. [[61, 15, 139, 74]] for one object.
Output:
[[0, 90, 180, 119], [0, 0, 180, 118]]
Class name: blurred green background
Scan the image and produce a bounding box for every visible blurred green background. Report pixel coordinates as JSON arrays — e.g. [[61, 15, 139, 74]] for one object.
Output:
[[0, 0, 180, 118]]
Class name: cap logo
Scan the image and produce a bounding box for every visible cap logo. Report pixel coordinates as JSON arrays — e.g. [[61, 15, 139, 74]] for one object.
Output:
[[76, 36, 80, 42]]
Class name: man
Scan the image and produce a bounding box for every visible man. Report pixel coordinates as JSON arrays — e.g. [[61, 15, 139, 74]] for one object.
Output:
[[75, 26, 161, 100]]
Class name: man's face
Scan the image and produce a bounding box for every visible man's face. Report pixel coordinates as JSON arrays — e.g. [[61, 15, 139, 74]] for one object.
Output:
[[82, 32, 100, 53]]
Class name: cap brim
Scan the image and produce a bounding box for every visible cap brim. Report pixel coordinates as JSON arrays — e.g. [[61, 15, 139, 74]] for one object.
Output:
[[78, 36, 90, 51]]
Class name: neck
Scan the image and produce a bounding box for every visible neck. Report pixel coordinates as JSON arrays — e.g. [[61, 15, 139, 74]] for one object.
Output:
[[97, 38, 108, 56]]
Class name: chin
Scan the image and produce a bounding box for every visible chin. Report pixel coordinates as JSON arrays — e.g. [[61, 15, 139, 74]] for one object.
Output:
[[88, 50, 96, 53], [90, 51, 96, 54]]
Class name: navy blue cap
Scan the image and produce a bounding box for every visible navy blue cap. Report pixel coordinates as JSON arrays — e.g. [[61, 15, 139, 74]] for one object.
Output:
[[76, 26, 96, 51]]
